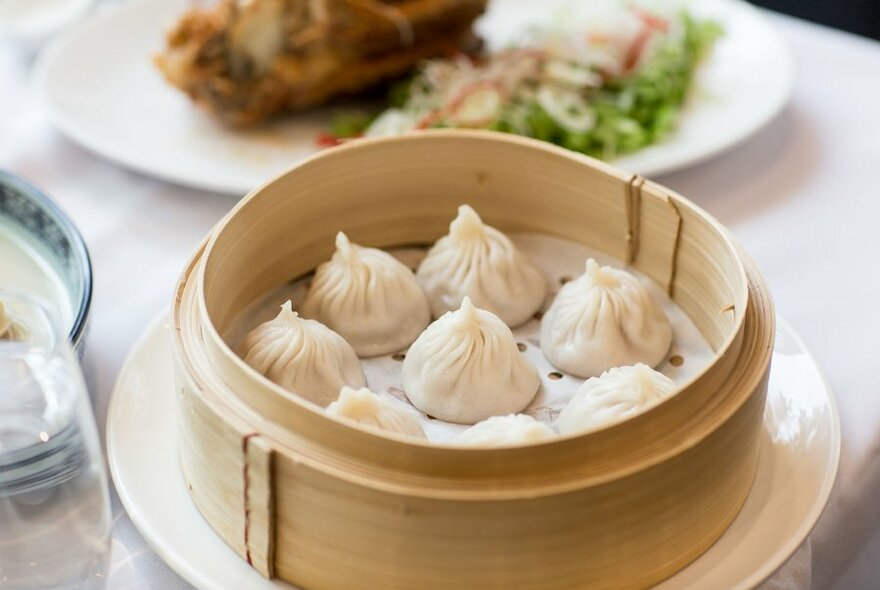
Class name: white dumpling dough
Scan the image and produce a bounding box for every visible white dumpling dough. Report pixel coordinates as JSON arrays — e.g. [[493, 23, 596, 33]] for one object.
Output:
[[541, 259, 672, 378], [326, 386, 426, 439], [455, 414, 557, 447], [557, 364, 676, 435], [402, 296, 540, 424], [301, 232, 431, 357], [242, 300, 366, 407], [416, 205, 546, 327]]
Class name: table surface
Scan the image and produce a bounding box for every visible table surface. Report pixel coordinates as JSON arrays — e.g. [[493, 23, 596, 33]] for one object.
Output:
[[2, 9, 879, 590]]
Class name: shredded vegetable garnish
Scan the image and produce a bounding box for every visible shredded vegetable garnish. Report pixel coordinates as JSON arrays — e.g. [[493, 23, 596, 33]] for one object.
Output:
[[324, 7, 722, 159]]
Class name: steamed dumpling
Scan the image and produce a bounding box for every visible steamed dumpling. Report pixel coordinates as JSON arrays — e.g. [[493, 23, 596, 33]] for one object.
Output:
[[416, 205, 546, 327], [541, 259, 672, 378], [557, 364, 676, 435], [456, 414, 557, 447], [402, 297, 540, 424], [301, 232, 431, 357], [242, 300, 366, 407], [326, 386, 426, 439]]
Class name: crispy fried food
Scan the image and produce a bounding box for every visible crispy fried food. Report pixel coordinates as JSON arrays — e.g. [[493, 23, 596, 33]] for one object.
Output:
[[155, 0, 487, 125]]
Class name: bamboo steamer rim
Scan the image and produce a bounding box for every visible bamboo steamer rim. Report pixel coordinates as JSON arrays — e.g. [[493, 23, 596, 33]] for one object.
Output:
[[191, 131, 753, 452], [195, 130, 750, 442]]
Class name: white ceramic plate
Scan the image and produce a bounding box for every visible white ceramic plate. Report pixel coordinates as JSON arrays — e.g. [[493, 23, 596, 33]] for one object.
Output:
[[107, 313, 839, 590], [35, 0, 792, 195]]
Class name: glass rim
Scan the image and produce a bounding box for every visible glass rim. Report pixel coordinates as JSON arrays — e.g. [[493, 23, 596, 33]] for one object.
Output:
[[0, 169, 93, 348]]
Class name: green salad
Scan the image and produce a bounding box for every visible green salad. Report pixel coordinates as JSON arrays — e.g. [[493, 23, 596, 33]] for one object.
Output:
[[326, 8, 722, 160]]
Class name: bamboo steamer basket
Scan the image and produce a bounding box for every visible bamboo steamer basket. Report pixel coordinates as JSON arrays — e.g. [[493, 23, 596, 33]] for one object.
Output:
[[171, 131, 774, 590]]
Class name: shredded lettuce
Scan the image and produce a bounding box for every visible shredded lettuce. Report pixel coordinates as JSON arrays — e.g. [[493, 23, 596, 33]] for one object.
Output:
[[580, 14, 724, 158], [328, 110, 375, 139], [327, 12, 723, 159]]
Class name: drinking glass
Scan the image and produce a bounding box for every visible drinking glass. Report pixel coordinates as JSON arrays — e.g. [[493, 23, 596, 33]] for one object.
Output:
[[0, 289, 111, 589]]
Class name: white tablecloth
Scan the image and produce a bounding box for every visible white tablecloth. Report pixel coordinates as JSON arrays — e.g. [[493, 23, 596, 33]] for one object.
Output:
[[1, 10, 879, 590]]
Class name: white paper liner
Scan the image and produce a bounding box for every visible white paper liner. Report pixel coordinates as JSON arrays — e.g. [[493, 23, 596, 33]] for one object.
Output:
[[227, 233, 714, 444]]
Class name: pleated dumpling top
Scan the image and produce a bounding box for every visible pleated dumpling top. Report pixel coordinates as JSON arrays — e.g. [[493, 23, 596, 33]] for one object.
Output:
[[301, 232, 430, 357], [541, 259, 672, 378], [242, 300, 365, 407], [402, 296, 540, 424], [416, 205, 546, 327]]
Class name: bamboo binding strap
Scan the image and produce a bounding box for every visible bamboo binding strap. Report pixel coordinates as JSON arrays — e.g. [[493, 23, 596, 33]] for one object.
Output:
[[624, 173, 683, 297], [241, 432, 275, 577], [665, 196, 683, 298], [624, 173, 645, 264]]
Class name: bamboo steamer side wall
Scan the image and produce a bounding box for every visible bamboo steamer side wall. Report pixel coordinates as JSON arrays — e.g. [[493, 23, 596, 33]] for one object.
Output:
[[177, 373, 276, 578], [177, 372, 246, 561]]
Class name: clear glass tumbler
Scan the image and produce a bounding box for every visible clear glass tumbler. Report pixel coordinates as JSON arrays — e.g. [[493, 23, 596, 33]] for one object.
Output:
[[0, 290, 111, 589]]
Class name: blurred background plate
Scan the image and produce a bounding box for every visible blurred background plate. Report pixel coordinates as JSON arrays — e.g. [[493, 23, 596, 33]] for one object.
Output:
[[34, 0, 792, 195], [0, 170, 92, 354], [107, 314, 838, 590], [0, 0, 96, 53]]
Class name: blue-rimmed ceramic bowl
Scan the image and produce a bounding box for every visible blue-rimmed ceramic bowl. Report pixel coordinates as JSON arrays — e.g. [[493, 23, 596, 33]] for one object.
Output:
[[0, 170, 92, 355]]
